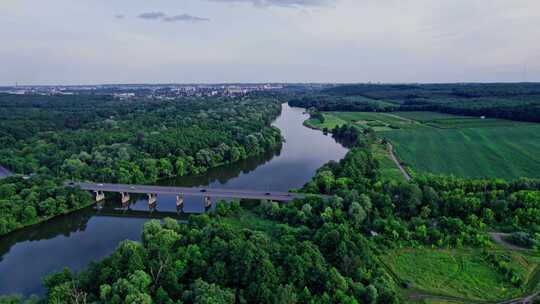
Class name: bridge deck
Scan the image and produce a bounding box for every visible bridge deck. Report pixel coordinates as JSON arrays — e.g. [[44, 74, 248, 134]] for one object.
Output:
[[71, 182, 308, 202]]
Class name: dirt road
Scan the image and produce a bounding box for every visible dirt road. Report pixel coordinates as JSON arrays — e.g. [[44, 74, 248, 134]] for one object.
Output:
[[387, 142, 411, 181]]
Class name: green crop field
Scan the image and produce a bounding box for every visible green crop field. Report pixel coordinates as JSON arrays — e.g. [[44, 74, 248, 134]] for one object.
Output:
[[384, 125, 540, 179], [312, 111, 540, 180], [392, 111, 472, 122], [381, 248, 540, 303]]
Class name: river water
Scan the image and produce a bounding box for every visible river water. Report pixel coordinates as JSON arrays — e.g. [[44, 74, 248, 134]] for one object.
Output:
[[0, 104, 348, 296]]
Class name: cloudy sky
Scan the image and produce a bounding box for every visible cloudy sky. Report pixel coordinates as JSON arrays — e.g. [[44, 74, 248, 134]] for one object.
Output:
[[1, 0, 539, 85]]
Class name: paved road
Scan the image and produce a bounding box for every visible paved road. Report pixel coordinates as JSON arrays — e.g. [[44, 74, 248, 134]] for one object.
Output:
[[0, 166, 14, 179], [71, 182, 311, 202]]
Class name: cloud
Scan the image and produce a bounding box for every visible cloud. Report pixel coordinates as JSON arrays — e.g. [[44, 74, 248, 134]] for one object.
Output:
[[205, 0, 330, 7], [137, 11, 209, 22], [164, 14, 209, 22], [138, 12, 167, 20]]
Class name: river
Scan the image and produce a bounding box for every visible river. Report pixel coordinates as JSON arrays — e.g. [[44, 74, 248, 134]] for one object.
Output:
[[0, 104, 348, 296]]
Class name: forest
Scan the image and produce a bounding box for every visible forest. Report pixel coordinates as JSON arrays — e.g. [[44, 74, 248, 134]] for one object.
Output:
[[6, 120, 539, 303], [288, 83, 540, 122], [0, 175, 92, 235], [2, 90, 540, 303], [0, 94, 283, 181], [0, 94, 283, 236]]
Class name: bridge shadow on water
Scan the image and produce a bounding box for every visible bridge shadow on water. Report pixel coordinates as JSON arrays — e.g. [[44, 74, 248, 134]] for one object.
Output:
[[0, 194, 246, 265], [0, 150, 281, 271], [0, 196, 227, 295]]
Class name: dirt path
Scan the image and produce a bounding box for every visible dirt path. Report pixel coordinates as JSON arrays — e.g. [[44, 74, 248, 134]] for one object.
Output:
[[489, 232, 528, 251], [387, 142, 412, 181], [497, 290, 540, 304], [489, 232, 539, 304]]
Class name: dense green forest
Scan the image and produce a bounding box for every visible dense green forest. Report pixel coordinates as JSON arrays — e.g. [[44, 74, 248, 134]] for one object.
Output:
[[288, 83, 540, 122], [14, 122, 540, 303], [0, 94, 283, 236], [0, 94, 282, 181], [3, 89, 540, 303], [0, 176, 92, 235]]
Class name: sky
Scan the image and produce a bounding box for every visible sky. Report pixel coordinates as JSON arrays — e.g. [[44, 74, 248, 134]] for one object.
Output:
[[1, 0, 539, 85]]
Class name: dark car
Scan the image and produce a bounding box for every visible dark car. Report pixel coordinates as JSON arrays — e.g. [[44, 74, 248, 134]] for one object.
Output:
[[200, 189, 207, 193]]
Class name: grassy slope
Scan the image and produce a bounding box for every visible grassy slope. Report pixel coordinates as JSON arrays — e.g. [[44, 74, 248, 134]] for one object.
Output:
[[381, 248, 540, 303]]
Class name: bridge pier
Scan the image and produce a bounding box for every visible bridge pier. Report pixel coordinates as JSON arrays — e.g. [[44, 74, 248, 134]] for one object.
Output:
[[176, 194, 184, 207], [121, 192, 130, 204], [147, 193, 157, 208], [204, 196, 212, 208], [93, 191, 105, 202]]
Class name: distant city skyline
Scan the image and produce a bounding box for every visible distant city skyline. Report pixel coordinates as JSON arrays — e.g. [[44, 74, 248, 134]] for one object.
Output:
[[1, 0, 539, 85]]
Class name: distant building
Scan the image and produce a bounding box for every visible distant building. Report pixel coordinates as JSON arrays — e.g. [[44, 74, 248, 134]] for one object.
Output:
[[113, 93, 135, 100]]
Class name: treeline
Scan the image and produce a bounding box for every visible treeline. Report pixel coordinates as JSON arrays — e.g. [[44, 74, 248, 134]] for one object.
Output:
[[303, 131, 540, 249], [288, 83, 540, 122], [37, 203, 400, 304], [0, 95, 283, 183], [289, 95, 397, 112], [15, 103, 540, 303], [0, 94, 283, 235], [7, 93, 540, 303], [0, 176, 91, 235]]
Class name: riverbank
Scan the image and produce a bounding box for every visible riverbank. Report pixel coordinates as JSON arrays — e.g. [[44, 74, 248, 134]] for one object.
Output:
[[0, 104, 284, 238], [301, 112, 410, 182], [0, 140, 282, 237], [0, 104, 349, 296]]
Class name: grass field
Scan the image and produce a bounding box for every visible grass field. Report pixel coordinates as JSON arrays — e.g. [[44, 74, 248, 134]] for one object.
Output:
[[313, 111, 540, 180], [303, 113, 347, 130], [381, 248, 540, 303], [385, 126, 540, 179], [372, 143, 406, 182]]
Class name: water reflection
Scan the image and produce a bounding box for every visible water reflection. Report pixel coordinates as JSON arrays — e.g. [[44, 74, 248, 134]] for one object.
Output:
[[0, 104, 348, 296]]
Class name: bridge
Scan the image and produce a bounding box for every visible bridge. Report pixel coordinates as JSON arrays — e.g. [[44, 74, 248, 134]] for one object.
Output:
[[68, 181, 311, 207]]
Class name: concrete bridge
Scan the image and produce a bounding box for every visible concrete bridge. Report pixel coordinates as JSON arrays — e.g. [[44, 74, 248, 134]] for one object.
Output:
[[68, 181, 311, 207]]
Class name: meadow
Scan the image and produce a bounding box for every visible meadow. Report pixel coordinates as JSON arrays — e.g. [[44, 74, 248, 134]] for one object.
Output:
[[381, 248, 540, 303], [310, 111, 540, 180], [303, 112, 347, 130], [371, 142, 407, 182]]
